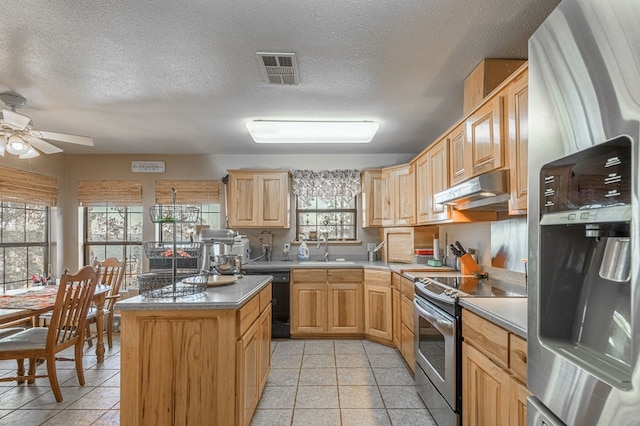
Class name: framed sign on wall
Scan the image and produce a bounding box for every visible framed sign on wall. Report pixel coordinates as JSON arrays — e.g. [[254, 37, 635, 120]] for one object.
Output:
[[131, 161, 166, 173]]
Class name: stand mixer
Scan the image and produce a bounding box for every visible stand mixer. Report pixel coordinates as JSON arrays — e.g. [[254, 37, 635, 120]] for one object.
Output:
[[199, 229, 243, 275]]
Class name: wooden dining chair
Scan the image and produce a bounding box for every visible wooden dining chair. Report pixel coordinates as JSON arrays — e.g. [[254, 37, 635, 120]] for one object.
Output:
[[0, 265, 100, 402], [85, 257, 125, 349]]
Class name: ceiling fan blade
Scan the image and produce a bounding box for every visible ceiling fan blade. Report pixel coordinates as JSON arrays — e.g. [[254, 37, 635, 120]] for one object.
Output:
[[1, 109, 31, 130], [23, 135, 64, 154], [34, 130, 94, 146]]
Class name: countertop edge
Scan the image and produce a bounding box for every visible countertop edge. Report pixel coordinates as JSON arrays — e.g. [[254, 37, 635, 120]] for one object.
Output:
[[458, 298, 528, 338]]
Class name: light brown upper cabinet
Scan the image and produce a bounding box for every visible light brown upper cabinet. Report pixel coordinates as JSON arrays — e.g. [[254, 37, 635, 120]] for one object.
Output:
[[466, 95, 504, 177], [448, 122, 469, 186], [227, 170, 290, 228], [416, 137, 450, 224], [361, 169, 383, 227], [381, 163, 415, 227], [506, 67, 529, 214]]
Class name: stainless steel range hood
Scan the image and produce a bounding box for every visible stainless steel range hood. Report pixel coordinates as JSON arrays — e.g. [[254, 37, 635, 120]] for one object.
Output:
[[434, 169, 510, 211]]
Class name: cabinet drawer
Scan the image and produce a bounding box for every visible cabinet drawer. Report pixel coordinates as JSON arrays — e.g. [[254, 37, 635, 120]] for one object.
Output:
[[259, 284, 272, 313], [400, 276, 415, 299], [462, 309, 509, 368], [509, 334, 527, 383], [365, 269, 391, 286], [328, 269, 363, 283], [400, 294, 414, 334], [400, 322, 415, 372], [292, 268, 327, 283], [238, 295, 260, 336]]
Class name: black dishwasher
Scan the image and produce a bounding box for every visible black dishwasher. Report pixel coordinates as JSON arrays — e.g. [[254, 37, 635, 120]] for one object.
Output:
[[243, 269, 290, 338]]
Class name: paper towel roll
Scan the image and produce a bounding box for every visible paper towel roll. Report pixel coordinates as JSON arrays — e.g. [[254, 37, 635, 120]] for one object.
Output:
[[433, 238, 440, 260]]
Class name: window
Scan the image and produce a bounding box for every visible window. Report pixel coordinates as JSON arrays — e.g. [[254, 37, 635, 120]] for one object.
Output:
[[0, 202, 49, 292], [84, 205, 143, 289], [296, 196, 357, 241], [158, 203, 221, 242]]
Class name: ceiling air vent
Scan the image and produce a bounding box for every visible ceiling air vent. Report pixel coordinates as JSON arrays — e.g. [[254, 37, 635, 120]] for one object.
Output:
[[257, 52, 299, 85]]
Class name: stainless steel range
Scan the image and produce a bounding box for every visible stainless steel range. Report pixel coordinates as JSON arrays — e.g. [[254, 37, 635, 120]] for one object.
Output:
[[412, 273, 526, 426]]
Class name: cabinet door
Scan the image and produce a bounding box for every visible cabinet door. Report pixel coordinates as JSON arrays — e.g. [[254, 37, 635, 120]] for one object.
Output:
[[466, 95, 504, 177], [228, 172, 257, 227], [414, 152, 430, 224], [507, 71, 529, 214], [448, 123, 468, 185], [258, 306, 272, 392], [364, 284, 393, 342], [328, 283, 363, 334], [392, 288, 401, 349], [462, 342, 510, 426], [257, 172, 289, 227], [291, 283, 327, 335], [361, 169, 383, 227], [237, 320, 260, 426], [400, 322, 415, 373], [509, 376, 531, 426], [395, 164, 415, 226], [427, 138, 450, 222], [381, 168, 394, 226]]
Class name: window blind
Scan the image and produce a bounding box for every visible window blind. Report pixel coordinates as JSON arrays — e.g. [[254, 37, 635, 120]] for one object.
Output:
[[78, 180, 143, 206], [0, 166, 58, 206], [155, 180, 220, 205]]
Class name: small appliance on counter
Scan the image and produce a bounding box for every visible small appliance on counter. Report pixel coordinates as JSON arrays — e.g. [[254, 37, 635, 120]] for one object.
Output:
[[199, 228, 243, 275]]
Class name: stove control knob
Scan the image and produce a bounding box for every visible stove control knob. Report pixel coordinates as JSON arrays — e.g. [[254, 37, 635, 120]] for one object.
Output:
[[450, 291, 459, 298], [444, 289, 453, 297]]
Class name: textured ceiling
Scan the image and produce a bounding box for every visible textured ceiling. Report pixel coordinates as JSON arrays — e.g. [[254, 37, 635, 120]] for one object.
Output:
[[0, 1, 560, 156]]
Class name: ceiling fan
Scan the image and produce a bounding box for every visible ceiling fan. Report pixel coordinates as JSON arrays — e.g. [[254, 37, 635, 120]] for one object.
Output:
[[0, 92, 94, 159]]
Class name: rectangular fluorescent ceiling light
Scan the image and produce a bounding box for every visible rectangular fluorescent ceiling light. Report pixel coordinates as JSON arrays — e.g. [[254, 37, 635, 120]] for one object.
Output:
[[246, 120, 379, 143]]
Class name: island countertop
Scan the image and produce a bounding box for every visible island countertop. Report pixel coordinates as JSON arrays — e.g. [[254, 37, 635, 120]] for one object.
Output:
[[115, 274, 272, 311]]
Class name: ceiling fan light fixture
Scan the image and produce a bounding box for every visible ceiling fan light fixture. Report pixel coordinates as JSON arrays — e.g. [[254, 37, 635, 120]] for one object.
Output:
[[246, 120, 379, 144], [19, 145, 40, 159], [6, 134, 30, 155]]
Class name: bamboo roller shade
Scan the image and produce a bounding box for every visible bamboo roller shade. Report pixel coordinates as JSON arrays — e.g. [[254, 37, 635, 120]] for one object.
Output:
[[78, 180, 143, 206], [0, 166, 58, 206], [155, 180, 219, 205]]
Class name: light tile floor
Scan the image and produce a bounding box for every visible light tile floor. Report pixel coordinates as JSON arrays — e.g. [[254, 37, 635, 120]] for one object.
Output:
[[0, 334, 436, 426]]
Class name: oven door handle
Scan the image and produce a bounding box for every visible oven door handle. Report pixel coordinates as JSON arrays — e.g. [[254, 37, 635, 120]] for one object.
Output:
[[414, 297, 454, 334]]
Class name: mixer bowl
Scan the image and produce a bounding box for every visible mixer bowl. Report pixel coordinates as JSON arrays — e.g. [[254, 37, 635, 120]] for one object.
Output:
[[211, 254, 242, 275]]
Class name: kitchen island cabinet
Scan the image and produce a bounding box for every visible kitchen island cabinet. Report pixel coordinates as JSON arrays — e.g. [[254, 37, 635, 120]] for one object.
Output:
[[116, 276, 272, 426]]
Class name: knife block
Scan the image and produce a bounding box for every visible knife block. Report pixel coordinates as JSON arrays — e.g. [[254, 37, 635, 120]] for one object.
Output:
[[459, 253, 483, 275]]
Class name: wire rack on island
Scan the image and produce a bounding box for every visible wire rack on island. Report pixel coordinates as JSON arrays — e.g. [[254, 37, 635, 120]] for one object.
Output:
[[148, 205, 200, 223], [138, 269, 209, 298], [143, 241, 204, 259]]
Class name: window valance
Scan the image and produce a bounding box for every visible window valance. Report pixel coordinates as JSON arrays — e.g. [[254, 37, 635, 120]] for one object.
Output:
[[0, 166, 58, 206], [291, 169, 360, 204], [78, 180, 143, 206], [155, 180, 220, 205]]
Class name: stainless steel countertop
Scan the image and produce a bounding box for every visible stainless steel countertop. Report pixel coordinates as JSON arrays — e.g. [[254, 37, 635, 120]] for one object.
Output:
[[115, 275, 272, 311], [458, 297, 527, 338]]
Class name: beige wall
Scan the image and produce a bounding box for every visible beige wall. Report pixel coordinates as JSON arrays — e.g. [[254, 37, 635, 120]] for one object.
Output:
[[59, 152, 412, 272]]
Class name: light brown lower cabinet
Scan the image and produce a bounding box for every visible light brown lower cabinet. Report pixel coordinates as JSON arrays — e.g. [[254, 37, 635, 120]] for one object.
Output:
[[364, 283, 393, 342], [291, 269, 363, 337], [461, 308, 531, 426], [392, 288, 401, 348], [120, 283, 272, 426]]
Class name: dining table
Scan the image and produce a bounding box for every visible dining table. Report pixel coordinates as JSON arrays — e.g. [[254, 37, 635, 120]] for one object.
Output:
[[0, 284, 112, 363]]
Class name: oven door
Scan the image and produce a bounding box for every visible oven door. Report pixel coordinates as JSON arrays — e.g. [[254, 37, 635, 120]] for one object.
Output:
[[414, 295, 457, 410]]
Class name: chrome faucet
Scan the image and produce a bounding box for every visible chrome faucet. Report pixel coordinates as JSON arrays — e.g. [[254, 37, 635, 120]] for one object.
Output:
[[317, 232, 329, 261]]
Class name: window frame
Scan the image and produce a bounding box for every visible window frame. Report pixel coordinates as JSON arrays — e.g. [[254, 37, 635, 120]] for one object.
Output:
[[295, 195, 358, 242], [0, 202, 50, 292]]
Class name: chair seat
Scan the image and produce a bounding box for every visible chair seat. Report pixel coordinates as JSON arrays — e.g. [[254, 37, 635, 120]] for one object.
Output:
[[0, 328, 25, 340], [0, 328, 48, 352]]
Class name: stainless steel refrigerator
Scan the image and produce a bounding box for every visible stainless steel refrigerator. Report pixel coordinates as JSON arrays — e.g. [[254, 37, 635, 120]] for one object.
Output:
[[528, 0, 640, 425]]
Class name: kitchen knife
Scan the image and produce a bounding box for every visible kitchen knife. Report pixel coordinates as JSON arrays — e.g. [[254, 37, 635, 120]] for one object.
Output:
[[449, 244, 462, 257], [455, 240, 466, 254]]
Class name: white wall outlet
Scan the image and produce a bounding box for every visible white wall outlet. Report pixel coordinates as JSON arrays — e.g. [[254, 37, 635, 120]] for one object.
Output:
[[284, 243, 291, 252]]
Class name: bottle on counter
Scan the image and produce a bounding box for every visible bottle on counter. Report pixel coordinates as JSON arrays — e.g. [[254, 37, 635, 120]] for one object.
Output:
[[298, 238, 309, 261]]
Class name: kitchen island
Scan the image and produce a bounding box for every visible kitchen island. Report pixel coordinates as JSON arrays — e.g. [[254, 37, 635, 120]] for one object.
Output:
[[115, 275, 272, 426]]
